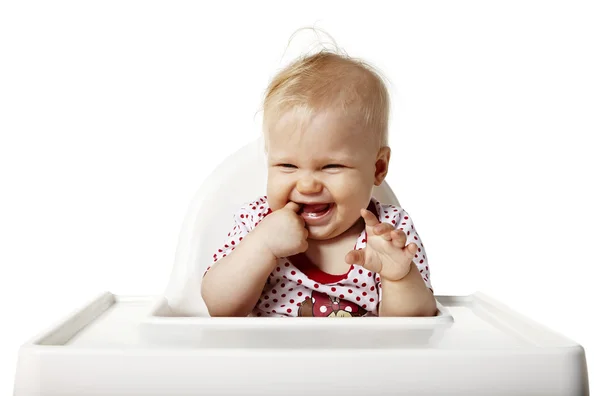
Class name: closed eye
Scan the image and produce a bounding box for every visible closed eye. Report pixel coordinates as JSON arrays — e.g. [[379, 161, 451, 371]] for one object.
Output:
[[323, 164, 344, 169], [278, 164, 297, 168]]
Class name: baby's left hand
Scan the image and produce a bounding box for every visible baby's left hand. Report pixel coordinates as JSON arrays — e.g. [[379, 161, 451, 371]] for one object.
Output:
[[345, 208, 417, 282]]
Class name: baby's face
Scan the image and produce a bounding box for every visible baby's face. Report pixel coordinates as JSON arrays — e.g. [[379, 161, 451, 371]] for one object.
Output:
[[266, 109, 389, 240]]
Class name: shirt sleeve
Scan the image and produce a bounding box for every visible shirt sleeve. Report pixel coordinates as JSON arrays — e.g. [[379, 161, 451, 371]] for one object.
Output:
[[204, 206, 256, 276], [377, 208, 433, 301], [204, 196, 272, 276]]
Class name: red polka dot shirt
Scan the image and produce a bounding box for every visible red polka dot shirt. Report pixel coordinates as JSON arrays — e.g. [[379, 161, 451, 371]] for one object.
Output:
[[207, 196, 432, 317]]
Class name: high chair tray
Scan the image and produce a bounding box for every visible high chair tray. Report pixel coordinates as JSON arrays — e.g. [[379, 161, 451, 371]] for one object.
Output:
[[13, 292, 589, 396]]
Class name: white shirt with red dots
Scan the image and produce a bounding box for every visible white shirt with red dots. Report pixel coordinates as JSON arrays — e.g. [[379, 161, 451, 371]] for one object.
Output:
[[206, 196, 432, 317]]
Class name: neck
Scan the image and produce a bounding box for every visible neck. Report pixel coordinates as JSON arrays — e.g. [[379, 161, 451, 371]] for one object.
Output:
[[308, 216, 365, 247]]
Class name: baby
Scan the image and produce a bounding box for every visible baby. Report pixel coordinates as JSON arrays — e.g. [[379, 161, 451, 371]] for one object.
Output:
[[201, 50, 436, 317]]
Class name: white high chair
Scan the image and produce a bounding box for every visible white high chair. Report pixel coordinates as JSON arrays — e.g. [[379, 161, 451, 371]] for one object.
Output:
[[13, 137, 590, 395]]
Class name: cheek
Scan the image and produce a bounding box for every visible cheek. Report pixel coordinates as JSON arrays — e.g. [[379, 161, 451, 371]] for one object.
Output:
[[328, 175, 373, 213], [328, 172, 370, 198], [267, 173, 293, 206], [268, 173, 292, 189]]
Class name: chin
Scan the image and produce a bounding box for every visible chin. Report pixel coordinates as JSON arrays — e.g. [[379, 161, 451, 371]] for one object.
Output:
[[307, 230, 327, 241], [307, 226, 342, 241]]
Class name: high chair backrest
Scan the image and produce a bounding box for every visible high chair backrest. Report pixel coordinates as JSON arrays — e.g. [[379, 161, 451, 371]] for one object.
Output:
[[163, 136, 401, 316]]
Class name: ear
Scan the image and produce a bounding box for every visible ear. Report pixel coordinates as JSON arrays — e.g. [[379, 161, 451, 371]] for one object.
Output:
[[373, 146, 391, 186]]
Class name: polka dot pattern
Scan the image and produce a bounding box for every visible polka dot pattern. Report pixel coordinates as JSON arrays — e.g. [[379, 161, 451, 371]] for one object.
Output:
[[207, 196, 432, 316]]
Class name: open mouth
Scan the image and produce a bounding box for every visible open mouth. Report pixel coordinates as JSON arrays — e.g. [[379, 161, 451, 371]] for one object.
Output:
[[297, 203, 335, 226], [300, 203, 332, 217]]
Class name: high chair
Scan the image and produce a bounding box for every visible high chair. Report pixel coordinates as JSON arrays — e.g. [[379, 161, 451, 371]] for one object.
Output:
[[13, 137, 590, 395]]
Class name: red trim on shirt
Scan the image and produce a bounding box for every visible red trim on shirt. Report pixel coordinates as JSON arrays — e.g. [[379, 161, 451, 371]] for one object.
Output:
[[287, 199, 379, 285], [288, 253, 350, 284]]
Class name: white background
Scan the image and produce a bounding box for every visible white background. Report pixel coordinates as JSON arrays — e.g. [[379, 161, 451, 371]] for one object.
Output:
[[1, 0, 598, 394]]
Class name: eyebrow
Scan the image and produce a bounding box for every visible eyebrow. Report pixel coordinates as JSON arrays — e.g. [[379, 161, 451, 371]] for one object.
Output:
[[269, 155, 353, 164]]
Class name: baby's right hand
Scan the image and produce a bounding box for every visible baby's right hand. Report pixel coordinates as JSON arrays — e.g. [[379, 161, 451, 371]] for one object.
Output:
[[256, 201, 309, 258]]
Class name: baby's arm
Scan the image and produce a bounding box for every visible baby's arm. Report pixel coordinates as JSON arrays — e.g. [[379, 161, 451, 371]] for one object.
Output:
[[202, 201, 307, 317], [202, 229, 277, 317], [378, 263, 436, 317], [378, 211, 436, 317], [347, 206, 436, 317]]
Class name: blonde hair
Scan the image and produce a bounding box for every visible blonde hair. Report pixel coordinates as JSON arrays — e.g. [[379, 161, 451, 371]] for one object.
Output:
[[262, 49, 390, 150]]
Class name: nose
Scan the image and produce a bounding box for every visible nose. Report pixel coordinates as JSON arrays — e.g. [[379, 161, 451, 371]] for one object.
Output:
[[296, 172, 323, 194]]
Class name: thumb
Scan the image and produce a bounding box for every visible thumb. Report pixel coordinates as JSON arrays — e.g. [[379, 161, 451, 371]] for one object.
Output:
[[284, 201, 302, 213], [345, 249, 366, 267]]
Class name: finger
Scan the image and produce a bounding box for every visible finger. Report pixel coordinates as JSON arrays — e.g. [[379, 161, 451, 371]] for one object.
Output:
[[406, 243, 418, 255], [373, 223, 395, 240], [345, 249, 365, 267], [285, 201, 302, 213], [360, 208, 380, 229], [374, 223, 394, 234], [391, 230, 407, 248], [300, 240, 309, 252], [346, 249, 381, 273], [377, 230, 392, 241]]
